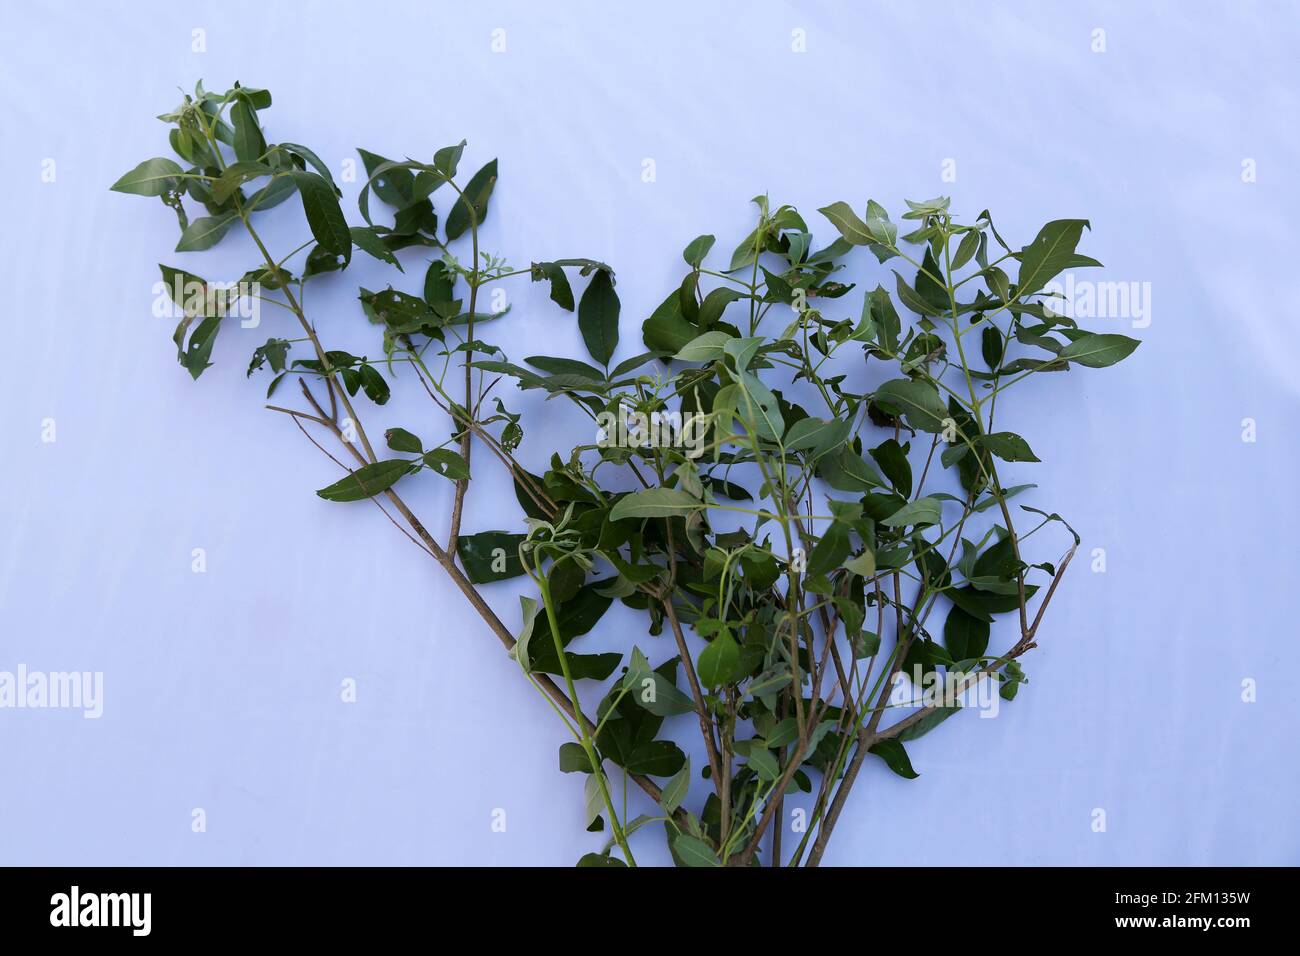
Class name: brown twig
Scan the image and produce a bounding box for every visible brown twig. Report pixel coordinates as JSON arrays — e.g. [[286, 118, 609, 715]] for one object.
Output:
[[280, 383, 679, 822], [661, 597, 726, 798]]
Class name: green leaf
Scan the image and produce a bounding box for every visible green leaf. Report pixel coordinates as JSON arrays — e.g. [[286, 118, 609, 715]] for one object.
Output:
[[745, 743, 779, 781], [783, 417, 851, 457], [696, 629, 740, 686], [527, 580, 612, 659], [246, 174, 297, 212], [577, 269, 620, 366], [973, 535, 1020, 580], [1017, 219, 1089, 295], [946, 587, 995, 623], [766, 718, 800, 749], [873, 378, 950, 433], [974, 484, 1036, 514], [531, 261, 575, 311], [303, 244, 346, 278], [728, 225, 763, 272], [456, 530, 526, 583], [423, 448, 470, 480], [232, 86, 272, 109], [610, 351, 660, 379], [985, 266, 1012, 302], [673, 330, 733, 362], [211, 161, 272, 204], [880, 496, 942, 528], [723, 335, 763, 373], [819, 446, 887, 492], [1058, 332, 1140, 368], [110, 157, 184, 196], [869, 438, 913, 497], [423, 260, 456, 306], [903, 196, 950, 219], [364, 287, 439, 332], [161, 264, 223, 320], [623, 647, 695, 717], [595, 657, 686, 774], [682, 234, 716, 267], [660, 756, 691, 813], [230, 95, 266, 163], [246, 337, 289, 376], [292, 170, 352, 264], [433, 140, 466, 181], [176, 212, 239, 252], [315, 459, 414, 502], [384, 427, 422, 453], [180, 316, 221, 379], [673, 833, 721, 867], [512, 596, 541, 675], [852, 630, 881, 658], [915, 247, 949, 311], [944, 605, 990, 659], [609, 488, 703, 521], [610, 734, 683, 775], [807, 523, 850, 577], [643, 289, 698, 354], [697, 287, 744, 329], [981, 325, 1004, 370], [747, 666, 793, 703], [864, 199, 897, 247], [357, 148, 413, 207], [445, 158, 498, 240], [952, 229, 980, 270], [893, 270, 941, 317], [736, 371, 784, 440], [1000, 661, 1027, 700], [863, 285, 901, 353], [977, 432, 1040, 463], [279, 142, 339, 190], [350, 226, 401, 268], [356, 364, 390, 405], [818, 201, 873, 245], [868, 738, 919, 779], [583, 770, 603, 828], [896, 705, 961, 742], [844, 549, 876, 578], [525, 355, 605, 380], [558, 741, 589, 773]]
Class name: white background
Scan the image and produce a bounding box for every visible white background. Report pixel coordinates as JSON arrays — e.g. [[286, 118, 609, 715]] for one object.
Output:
[[1, 0, 1297, 865]]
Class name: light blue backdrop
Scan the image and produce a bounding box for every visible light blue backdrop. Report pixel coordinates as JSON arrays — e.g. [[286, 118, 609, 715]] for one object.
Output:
[[2, 0, 1297, 866]]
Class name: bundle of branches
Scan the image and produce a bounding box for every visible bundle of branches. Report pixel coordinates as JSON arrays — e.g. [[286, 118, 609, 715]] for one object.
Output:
[[114, 83, 1138, 866]]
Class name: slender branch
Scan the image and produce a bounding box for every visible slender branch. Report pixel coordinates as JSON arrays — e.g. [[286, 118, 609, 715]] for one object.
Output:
[[446, 186, 485, 555], [661, 596, 726, 798]]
